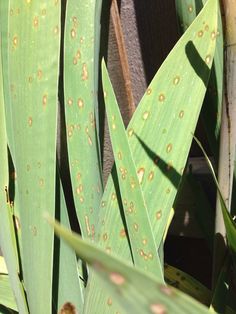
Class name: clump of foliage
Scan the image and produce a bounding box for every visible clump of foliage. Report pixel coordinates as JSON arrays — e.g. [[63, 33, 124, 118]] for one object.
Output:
[[1, 0, 236, 313]]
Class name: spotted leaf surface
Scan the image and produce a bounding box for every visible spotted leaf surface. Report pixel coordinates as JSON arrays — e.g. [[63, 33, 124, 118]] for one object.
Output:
[[102, 60, 163, 280], [0, 32, 28, 314], [63, 0, 103, 240], [54, 178, 84, 313], [164, 264, 211, 305], [2, 1, 61, 313], [50, 219, 215, 314], [86, 0, 218, 312], [175, 0, 223, 161]]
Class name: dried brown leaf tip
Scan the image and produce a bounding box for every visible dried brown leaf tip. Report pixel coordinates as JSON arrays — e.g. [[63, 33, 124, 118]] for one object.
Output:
[[58, 302, 78, 314]]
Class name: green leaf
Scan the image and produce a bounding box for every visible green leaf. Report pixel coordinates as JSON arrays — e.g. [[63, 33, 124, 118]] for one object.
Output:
[[210, 256, 229, 314], [63, 0, 103, 239], [194, 137, 236, 259], [50, 218, 215, 314], [175, 0, 223, 161], [102, 60, 163, 280], [2, 2, 61, 313], [0, 275, 17, 312], [86, 0, 218, 311], [0, 25, 28, 314], [164, 264, 211, 306], [53, 176, 84, 313]]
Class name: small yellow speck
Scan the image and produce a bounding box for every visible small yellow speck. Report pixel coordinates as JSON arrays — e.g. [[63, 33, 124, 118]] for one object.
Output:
[[107, 298, 112, 306], [42, 94, 48, 107], [120, 229, 126, 238], [143, 111, 150, 120], [37, 69, 43, 80], [67, 98, 73, 106], [128, 128, 134, 137], [33, 17, 39, 28], [13, 36, 18, 47], [82, 63, 88, 80], [166, 143, 173, 153], [173, 76, 180, 85], [28, 117, 33, 127], [146, 88, 152, 95], [71, 29, 76, 38], [205, 55, 211, 64], [188, 5, 193, 13], [198, 30, 204, 37], [179, 110, 184, 119], [156, 210, 162, 220], [158, 94, 165, 102], [77, 98, 84, 108], [54, 26, 59, 35], [148, 171, 154, 181]]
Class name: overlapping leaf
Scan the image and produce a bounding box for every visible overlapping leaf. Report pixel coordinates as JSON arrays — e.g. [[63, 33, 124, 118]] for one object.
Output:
[[50, 219, 215, 314], [102, 60, 163, 280], [63, 0, 103, 240], [0, 30, 28, 314], [2, 2, 61, 313], [175, 0, 223, 161], [86, 0, 218, 311], [0, 275, 17, 312]]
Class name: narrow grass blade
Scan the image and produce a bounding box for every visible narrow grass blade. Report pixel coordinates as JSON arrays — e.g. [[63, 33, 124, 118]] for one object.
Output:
[[85, 1, 218, 311], [194, 137, 236, 259], [0, 34, 28, 314], [102, 60, 163, 280], [230, 150, 236, 216], [4, 2, 61, 313], [164, 264, 211, 306], [53, 176, 84, 313], [0, 275, 17, 312], [63, 0, 103, 240], [49, 219, 215, 314], [0, 1, 15, 158], [210, 256, 229, 314]]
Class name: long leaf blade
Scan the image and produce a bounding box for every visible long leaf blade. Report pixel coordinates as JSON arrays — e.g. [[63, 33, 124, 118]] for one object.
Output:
[[86, 0, 218, 311], [102, 60, 163, 280], [4, 2, 61, 313], [63, 0, 103, 240], [50, 219, 215, 314]]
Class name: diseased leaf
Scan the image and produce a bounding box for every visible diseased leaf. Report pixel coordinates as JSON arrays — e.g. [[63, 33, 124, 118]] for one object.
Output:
[[86, 0, 218, 311], [63, 0, 103, 240], [53, 176, 84, 313], [164, 264, 211, 305], [2, 2, 61, 313], [50, 218, 215, 314], [0, 23, 28, 313], [102, 60, 163, 280]]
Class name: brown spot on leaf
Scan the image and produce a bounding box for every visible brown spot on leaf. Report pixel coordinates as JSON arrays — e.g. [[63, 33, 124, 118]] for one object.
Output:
[[58, 302, 77, 314]]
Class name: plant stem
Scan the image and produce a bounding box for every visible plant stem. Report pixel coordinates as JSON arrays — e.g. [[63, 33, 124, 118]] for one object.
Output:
[[213, 0, 236, 286]]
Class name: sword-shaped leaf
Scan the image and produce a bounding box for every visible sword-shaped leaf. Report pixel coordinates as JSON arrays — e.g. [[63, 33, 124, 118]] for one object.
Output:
[[63, 0, 103, 240], [0, 34, 28, 314], [85, 1, 218, 311], [3, 2, 61, 313], [102, 60, 163, 280], [50, 219, 215, 314]]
